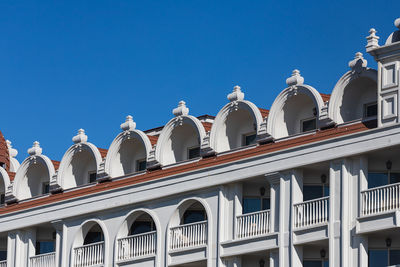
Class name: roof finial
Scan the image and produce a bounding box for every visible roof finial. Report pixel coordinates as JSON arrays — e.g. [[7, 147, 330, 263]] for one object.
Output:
[[120, 115, 136, 131], [72, 129, 88, 144], [173, 100, 189, 117], [395, 18, 400, 29], [6, 140, 18, 158], [28, 141, 42, 156], [366, 28, 380, 52], [348, 52, 367, 72], [286, 69, 304, 86], [227, 85, 245, 102]]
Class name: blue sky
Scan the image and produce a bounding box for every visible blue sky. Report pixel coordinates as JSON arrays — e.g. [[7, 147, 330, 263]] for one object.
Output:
[[1, 0, 399, 162]]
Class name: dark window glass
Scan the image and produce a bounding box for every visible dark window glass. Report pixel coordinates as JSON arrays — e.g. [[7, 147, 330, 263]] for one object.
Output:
[[369, 249, 388, 267], [183, 210, 206, 224], [84, 231, 104, 245], [303, 261, 322, 267], [262, 198, 270, 210], [323, 185, 330, 197], [390, 173, 400, 184], [0, 162, 5, 169], [0, 251, 6, 261], [35, 241, 54, 255], [188, 147, 200, 159], [136, 159, 147, 172], [364, 102, 378, 118], [303, 185, 323, 201], [244, 134, 257, 146], [0, 194, 4, 205], [89, 172, 97, 183], [390, 249, 400, 265], [368, 173, 388, 188], [302, 118, 316, 132], [243, 198, 261, 214], [42, 182, 49, 194], [130, 221, 153, 235]]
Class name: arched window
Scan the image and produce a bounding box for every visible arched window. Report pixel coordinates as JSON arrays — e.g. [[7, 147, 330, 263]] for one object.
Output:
[[83, 224, 104, 245]]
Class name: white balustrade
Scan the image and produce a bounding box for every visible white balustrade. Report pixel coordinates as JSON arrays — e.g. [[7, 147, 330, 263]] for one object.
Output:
[[0, 260, 6, 267], [29, 252, 56, 267], [117, 231, 156, 262], [361, 182, 400, 216], [169, 220, 207, 250], [236, 209, 270, 239], [73, 241, 104, 267], [293, 196, 329, 229]]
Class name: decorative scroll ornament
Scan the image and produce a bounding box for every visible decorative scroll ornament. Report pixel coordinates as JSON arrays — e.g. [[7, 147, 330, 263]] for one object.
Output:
[[200, 131, 216, 157], [96, 158, 109, 182], [120, 115, 136, 132], [348, 52, 367, 75], [50, 171, 63, 193], [256, 117, 273, 144]]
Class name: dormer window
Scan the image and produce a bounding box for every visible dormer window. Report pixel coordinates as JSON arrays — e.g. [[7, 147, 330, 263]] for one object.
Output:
[[88, 171, 97, 183], [136, 159, 147, 172], [301, 118, 316, 132], [188, 146, 200, 159], [42, 182, 49, 194], [243, 133, 257, 146], [364, 102, 378, 118]]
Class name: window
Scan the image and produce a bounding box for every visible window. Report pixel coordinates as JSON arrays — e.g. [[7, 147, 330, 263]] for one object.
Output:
[[182, 210, 206, 224], [303, 260, 329, 267], [364, 102, 378, 118], [136, 159, 147, 172], [303, 184, 329, 201], [0, 194, 4, 205], [88, 171, 97, 183], [0, 162, 5, 169], [242, 133, 257, 146], [369, 249, 400, 267], [368, 172, 400, 189], [130, 221, 154, 235], [188, 146, 200, 159], [35, 241, 55, 255], [301, 118, 317, 132], [84, 231, 104, 245], [0, 251, 6, 261], [42, 182, 49, 194], [243, 197, 270, 214]]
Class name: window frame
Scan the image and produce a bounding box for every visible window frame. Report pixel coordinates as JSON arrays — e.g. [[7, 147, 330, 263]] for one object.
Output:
[[363, 101, 378, 119], [136, 158, 147, 172], [187, 145, 200, 160], [242, 132, 257, 146], [300, 117, 317, 133], [88, 171, 97, 183]]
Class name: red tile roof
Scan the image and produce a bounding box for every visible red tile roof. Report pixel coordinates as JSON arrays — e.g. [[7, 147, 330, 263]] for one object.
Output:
[[98, 148, 108, 158], [202, 122, 213, 132], [7, 171, 15, 181], [258, 108, 269, 118], [320, 93, 331, 102], [0, 121, 374, 215], [0, 131, 10, 172], [147, 135, 158, 146], [51, 160, 60, 171]]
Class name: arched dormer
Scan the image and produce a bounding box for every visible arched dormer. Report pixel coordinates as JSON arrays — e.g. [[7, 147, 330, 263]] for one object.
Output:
[[267, 70, 326, 140], [9, 142, 55, 202], [329, 53, 378, 124], [207, 86, 264, 154], [104, 116, 153, 178], [0, 167, 11, 205], [6, 140, 20, 172], [149, 101, 206, 168], [51, 129, 102, 192]]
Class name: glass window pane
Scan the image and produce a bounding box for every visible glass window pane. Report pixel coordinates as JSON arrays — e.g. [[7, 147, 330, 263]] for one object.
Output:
[[390, 173, 400, 184], [302, 118, 316, 132], [303, 260, 322, 267], [84, 231, 104, 245], [243, 198, 261, 214], [0, 251, 6, 261], [188, 147, 200, 159], [323, 185, 330, 197], [130, 221, 152, 235], [244, 134, 257, 146], [323, 260, 329, 267], [136, 159, 147, 172], [368, 173, 388, 188], [390, 249, 400, 265], [303, 185, 323, 201], [183, 210, 205, 224], [36, 241, 55, 255], [262, 198, 270, 210], [369, 249, 388, 267]]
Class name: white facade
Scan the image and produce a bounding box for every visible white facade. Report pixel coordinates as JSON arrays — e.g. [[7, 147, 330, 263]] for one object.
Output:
[[0, 18, 400, 267]]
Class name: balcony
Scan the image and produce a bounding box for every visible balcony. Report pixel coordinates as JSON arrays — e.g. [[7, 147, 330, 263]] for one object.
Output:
[[236, 209, 270, 239], [73, 241, 104, 267], [0, 260, 5, 267], [117, 231, 156, 262], [169, 221, 207, 251], [292, 196, 329, 244], [358, 182, 400, 234], [29, 252, 56, 267]]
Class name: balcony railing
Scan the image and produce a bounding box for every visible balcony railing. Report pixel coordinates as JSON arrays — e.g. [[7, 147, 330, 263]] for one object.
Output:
[[30, 252, 56, 267], [117, 231, 156, 262], [73, 241, 104, 267], [169, 220, 207, 250], [361, 182, 400, 217], [236, 209, 270, 239], [0, 260, 6, 267], [293, 196, 329, 229]]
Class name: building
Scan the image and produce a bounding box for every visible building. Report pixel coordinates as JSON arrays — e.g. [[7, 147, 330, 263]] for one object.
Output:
[[0, 17, 400, 267]]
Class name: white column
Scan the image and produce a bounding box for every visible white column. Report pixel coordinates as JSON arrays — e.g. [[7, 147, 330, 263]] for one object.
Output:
[[269, 250, 279, 267], [6, 231, 24, 267], [266, 173, 280, 233], [25, 228, 36, 267], [290, 170, 303, 267], [52, 220, 64, 267]]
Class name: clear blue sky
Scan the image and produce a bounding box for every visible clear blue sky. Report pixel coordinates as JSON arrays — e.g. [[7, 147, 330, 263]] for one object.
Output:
[[1, 0, 399, 162]]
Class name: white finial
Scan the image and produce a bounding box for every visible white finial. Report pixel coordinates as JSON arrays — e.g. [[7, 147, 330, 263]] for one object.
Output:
[[395, 18, 400, 29], [120, 115, 136, 131], [227, 85, 245, 102], [348, 52, 367, 71], [172, 100, 189, 117], [28, 141, 42, 156], [366, 28, 380, 51], [72, 129, 88, 144], [286, 69, 304, 86], [6, 140, 18, 158]]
